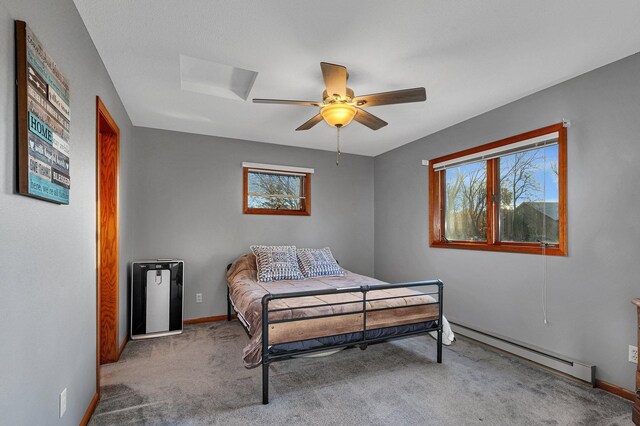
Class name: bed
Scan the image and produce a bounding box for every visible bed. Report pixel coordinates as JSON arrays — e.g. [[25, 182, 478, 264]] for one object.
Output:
[[226, 253, 446, 404]]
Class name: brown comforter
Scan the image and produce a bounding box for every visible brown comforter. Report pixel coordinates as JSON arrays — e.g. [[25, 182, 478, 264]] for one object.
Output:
[[227, 253, 440, 368]]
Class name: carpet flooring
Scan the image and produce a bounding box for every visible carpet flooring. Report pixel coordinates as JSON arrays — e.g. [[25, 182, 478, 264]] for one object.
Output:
[[90, 321, 633, 425]]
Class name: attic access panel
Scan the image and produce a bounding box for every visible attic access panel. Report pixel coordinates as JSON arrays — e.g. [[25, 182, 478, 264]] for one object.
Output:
[[180, 54, 258, 101]]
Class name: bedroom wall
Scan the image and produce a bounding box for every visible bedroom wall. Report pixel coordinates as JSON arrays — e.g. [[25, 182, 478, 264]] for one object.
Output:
[[0, 0, 133, 424], [374, 52, 640, 391], [129, 127, 374, 321]]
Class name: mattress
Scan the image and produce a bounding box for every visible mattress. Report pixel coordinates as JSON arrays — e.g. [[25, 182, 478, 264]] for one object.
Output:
[[270, 321, 437, 356], [226, 253, 440, 368]]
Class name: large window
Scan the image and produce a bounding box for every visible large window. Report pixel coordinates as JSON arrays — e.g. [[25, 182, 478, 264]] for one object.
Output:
[[243, 164, 312, 215], [429, 123, 567, 255]]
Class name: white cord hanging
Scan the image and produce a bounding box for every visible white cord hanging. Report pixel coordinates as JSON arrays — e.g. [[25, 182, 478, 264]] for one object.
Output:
[[542, 241, 548, 325], [542, 146, 549, 326]]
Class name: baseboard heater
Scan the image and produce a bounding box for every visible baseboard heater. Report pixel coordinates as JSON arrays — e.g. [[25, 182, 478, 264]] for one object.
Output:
[[450, 321, 595, 385]]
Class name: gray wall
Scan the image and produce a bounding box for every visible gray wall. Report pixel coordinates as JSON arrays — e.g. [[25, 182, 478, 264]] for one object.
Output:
[[0, 2, 636, 423], [0, 0, 133, 424], [374, 52, 640, 391], [129, 127, 374, 320]]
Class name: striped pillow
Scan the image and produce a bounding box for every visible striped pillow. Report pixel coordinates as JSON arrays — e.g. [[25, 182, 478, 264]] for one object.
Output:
[[297, 247, 344, 278], [250, 245, 304, 282]]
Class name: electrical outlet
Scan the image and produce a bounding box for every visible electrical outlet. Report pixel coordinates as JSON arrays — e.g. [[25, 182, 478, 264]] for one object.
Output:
[[630, 345, 638, 363], [59, 388, 67, 418], [196, 293, 202, 303]]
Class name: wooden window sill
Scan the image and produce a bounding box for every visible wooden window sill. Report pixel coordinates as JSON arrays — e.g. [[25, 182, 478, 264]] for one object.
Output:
[[243, 208, 310, 216], [430, 241, 566, 256]]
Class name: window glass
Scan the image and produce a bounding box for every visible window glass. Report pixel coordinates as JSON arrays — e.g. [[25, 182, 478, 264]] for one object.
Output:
[[444, 161, 487, 241], [498, 145, 559, 243], [247, 170, 304, 211]]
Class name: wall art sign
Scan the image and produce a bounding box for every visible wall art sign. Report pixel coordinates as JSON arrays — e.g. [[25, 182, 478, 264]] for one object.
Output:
[[15, 20, 70, 204]]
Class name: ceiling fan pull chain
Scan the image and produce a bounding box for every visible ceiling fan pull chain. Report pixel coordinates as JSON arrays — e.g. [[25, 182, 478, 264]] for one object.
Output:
[[336, 126, 341, 166]]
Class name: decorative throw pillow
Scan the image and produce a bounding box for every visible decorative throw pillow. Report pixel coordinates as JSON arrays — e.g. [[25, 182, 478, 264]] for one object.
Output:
[[296, 247, 345, 278], [250, 245, 304, 282]]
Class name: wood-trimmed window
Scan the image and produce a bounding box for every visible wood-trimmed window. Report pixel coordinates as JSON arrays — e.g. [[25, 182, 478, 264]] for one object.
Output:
[[429, 123, 567, 256], [243, 165, 311, 216]]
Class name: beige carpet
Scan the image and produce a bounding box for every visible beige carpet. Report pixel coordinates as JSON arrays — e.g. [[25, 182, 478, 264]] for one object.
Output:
[[90, 321, 633, 425]]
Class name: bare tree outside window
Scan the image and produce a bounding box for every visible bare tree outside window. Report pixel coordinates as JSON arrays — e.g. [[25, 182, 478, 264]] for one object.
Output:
[[442, 146, 558, 243], [499, 146, 558, 243], [444, 161, 487, 241], [247, 171, 304, 210]]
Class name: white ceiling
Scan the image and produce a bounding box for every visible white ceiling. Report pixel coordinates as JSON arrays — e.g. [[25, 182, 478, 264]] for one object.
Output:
[[74, 0, 640, 156]]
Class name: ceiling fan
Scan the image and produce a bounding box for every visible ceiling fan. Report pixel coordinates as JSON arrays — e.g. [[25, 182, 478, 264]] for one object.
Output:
[[253, 62, 427, 131]]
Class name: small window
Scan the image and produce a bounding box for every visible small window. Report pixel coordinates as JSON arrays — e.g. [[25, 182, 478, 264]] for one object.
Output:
[[243, 165, 311, 215], [429, 123, 567, 255]]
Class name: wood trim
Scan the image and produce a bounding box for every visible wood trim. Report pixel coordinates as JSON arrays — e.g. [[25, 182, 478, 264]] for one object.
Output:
[[428, 160, 436, 245], [96, 96, 120, 374], [304, 170, 311, 215], [428, 162, 446, 246], [634, 299, 640, 426], [95, 101, 100, 394], [556, 124, 568, 255], [242, 167, 248, 212], [595, 379, 636, 402], [79, 392, 99, 426], [428, 123, 567, 256], [97, 97, 120, 133], [430, 241, 566, 256], [116, 336, 128, 361], [486, 158, 496, 244], [184, 314, 237, 325], [242, 167, 311, 216]]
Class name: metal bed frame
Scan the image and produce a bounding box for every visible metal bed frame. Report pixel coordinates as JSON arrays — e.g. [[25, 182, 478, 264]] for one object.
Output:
[[226, 264, 443, 405]]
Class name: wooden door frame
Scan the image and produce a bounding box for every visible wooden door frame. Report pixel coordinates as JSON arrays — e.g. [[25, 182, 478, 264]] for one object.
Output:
[[96, 96, 120, 394]]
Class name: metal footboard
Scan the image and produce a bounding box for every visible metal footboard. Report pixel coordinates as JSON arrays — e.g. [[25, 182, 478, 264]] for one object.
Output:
[[257, 280, 444, 405]]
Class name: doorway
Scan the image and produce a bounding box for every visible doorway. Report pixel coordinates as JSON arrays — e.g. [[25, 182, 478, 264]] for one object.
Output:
[[96, 97, 120, 378]]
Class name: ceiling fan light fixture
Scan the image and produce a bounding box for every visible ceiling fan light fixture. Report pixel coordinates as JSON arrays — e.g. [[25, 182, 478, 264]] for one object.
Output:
[[254, 62, 426, 131], [320, 103, 356, 128]]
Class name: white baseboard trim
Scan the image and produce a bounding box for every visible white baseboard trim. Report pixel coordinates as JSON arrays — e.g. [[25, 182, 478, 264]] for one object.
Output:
[[450, 320, 595, 385]]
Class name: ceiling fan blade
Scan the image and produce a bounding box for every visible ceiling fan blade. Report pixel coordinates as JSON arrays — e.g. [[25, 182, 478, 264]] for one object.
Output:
[[353, 108, 388, 130], [352, 87, 426, 107], [320, 62, 347, 98], [253, 98, 323, 107], [295, 113, 324, 131]]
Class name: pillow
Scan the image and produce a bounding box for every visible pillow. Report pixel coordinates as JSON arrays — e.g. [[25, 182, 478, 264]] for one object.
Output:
[[250, 245, 304, 282], [296, 247, 345, 278]]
